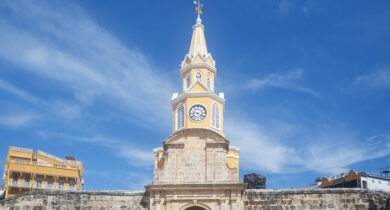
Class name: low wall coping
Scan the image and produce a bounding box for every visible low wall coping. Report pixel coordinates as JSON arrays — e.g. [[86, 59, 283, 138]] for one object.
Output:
[[246, 188, 373, 195], [2, 190, 146, 201]]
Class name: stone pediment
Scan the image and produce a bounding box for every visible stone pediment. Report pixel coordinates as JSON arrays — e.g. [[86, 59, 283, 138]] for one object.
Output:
[[163, 128, 229, 145]]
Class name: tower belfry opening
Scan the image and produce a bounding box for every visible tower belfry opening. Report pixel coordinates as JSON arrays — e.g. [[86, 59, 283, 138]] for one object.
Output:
[[146, 2, 245, 209]]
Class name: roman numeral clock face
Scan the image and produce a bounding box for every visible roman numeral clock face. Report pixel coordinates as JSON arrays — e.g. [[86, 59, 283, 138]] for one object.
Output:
[[189, 104, 207, 122]]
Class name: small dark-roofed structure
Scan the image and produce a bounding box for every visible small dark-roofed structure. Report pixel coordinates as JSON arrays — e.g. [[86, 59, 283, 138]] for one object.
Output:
[[244, 173, 266, 189]]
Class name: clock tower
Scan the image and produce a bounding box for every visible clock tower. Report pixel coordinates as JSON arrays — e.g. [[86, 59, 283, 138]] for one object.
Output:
[[171, 16, 225, 136], [147, 2, 245, 209]]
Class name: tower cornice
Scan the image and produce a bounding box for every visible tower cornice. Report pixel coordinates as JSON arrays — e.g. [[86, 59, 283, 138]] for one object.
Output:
[[180, 62, 217, 77], [171, 92, 225, 106]]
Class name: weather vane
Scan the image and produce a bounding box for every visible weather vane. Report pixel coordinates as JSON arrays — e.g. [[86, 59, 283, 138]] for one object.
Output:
[[194, 0, 203, 17]]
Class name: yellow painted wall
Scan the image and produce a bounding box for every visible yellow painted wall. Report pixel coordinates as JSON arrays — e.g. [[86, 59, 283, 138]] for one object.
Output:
[[182, 67, 215, 92], [227, 150, 239, 169], [3, 146, 83, 198], [172, 97, 224, 134], [154, 151, 165, 169]]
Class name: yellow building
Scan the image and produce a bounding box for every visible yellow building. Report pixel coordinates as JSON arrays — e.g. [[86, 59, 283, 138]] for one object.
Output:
[[2, 146, 84, 198]]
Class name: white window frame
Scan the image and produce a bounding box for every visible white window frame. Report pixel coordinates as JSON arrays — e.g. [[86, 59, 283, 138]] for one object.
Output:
[[207, 73, 212, 90], [211, 102, 221, 130], [185, 73, 190, 89], [175, 103, 185, 130], [195, 70, 203, 83]]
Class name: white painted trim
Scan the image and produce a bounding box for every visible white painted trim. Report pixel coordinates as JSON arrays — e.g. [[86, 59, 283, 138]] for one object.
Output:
[[175, 103, 185, 131], [9, 154, 31, 159], [154, 156, 165, 160], [186, 80, 209, 92], [188, 103, 208, 123], [226, 154, 240, 159], [194, 70, 203, 84], [229, 146, 240, 152], [171, 93, 178, 100], [180, 62, 217, 76], [211, 102, 221, 130], [171, 92, 225, 106], [153, 147, 164, 153], [206, 72, 213, 91]]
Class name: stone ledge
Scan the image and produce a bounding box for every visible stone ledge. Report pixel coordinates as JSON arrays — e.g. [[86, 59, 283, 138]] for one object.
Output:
[[2, 190, 146, 201], [245, 188, 386, 195]]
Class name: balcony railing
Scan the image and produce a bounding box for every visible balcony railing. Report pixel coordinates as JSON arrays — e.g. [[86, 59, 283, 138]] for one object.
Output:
[[10, 159, 79, 170], [8, 181, 80, 191], [37, 150, 82, 165], [10, 146, 33, 153]]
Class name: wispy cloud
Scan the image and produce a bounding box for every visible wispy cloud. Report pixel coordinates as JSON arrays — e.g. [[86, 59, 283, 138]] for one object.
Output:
[[38, 132, 153, 168], [227, 117, 390, 174], [0, 0, 175, 128], [226, 118, 299, 173], [354, 68, 390, 89], [246, 68, 320, 97], [0, 78, 43, 104], [0, 113, 39, 128]]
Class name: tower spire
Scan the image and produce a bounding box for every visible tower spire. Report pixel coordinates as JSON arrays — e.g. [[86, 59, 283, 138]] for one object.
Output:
[[188, 0, 209, 58], [194, 0, 203, 17]]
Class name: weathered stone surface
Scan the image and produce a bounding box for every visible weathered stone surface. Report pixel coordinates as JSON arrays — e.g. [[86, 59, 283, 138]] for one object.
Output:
[[244, 173, 266, 189], [0, 190, 147, 210], [245, 188, 390, 210], [153, 129, 238, 185], [1, 188, 390, 210]]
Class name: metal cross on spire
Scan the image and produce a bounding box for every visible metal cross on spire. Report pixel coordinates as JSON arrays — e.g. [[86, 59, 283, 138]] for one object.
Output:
[[194, 0, 203, 17]]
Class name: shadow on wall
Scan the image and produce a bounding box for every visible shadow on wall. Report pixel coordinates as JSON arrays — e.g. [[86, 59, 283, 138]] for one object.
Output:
[[368, 198, 390, 210]]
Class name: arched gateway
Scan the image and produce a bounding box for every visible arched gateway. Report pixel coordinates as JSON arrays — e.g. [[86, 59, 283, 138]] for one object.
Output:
[[146, 1, 246, 209], [186, 207, 206, 210]]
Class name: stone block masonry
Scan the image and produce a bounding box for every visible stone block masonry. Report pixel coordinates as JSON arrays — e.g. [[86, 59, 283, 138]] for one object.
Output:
[[245, 188, 390, 210], [1, 188, 389, 209], [0, 190, 148, 210]]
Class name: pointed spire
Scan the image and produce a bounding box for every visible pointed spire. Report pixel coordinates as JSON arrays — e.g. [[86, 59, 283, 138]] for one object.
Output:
[[188, 16, 209, 58]]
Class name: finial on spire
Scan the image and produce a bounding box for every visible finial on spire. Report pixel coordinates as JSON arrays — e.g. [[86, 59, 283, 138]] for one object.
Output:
[[194, 0, 203, 17]]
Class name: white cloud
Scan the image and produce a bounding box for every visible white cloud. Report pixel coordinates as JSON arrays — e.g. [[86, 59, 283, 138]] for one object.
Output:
[[225, 118, 299, 173], [0, 113, 39, 127], [40, 132, 154, 168], [247, 68, 320, 97], [226, 117, 390, 174], [0, 1, 175, 128], [354, 68, 390, 89], [0, 78, 43, 104]]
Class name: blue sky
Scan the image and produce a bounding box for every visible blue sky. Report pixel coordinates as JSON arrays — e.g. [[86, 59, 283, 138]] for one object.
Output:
[[0, 0, 389, 190]]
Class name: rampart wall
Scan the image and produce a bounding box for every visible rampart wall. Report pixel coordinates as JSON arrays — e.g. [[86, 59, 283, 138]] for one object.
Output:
[[245, 188, 390, 210], [1, 188, 389, 210], [0, 190, 148, 210]]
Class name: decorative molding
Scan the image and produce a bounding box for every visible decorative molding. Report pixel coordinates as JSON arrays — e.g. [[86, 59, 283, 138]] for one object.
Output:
[[153, 147, 164, 153], [229, 146, 240, 152], [186, 80, 209, 92], [171, 92, 225, 106], [180, 62, 217, 77]]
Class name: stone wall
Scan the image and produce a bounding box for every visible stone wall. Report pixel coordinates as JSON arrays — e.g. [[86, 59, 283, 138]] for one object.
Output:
[[245, 188, 390, 210], [0, 190, 148, 210], [1, 188, 389, 210], [154, 129, 238, 184]]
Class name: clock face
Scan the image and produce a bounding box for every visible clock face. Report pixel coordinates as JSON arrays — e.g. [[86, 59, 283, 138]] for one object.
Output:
[[189, 104, 207, 122]]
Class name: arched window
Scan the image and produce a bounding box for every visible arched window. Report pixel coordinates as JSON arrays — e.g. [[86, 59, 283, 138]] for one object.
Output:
[[176, 103, 185, 130], [186, 74, 190, 89], [195, 71, 203, 83], [206, 73, 212, 90], [211, 103, 220, 129]]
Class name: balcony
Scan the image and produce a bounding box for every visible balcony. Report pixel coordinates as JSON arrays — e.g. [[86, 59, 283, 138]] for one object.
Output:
[[8, 181, 32, 188], [8, 181, 80, 191], [10, 159, 79, 170]]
